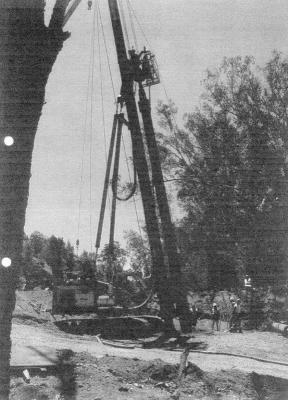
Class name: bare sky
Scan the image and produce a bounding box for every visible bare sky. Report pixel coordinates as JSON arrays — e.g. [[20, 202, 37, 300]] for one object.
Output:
[[24, 0, 288, 252]]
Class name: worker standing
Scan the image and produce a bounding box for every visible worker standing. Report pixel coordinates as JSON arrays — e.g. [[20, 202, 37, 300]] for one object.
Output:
[[190, 304, 199, 331], [229, 298, 243, 333], [211, 303, 220, 331], [235, 298, 243, 333]]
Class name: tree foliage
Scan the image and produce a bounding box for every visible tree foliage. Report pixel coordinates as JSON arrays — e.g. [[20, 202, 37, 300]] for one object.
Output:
[[157, 52, 288, 290], [42, 236, 66, 283], [29, 231, 46, 257], [124, 230, 151, 277], [96, 242, 127, 282], [22, 232, 77, 288]]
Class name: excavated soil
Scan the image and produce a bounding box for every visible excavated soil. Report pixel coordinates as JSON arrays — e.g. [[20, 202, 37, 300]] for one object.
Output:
[[13, 289, 52, 323], [10, 352, 288, 400]]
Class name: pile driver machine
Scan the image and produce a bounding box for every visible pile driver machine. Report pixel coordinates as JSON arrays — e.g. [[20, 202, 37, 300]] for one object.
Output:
[[53, 0, 191, 336]]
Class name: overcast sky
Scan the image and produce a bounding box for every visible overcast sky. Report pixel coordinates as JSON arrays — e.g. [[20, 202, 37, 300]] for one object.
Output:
[[24, 0, 288, 252]]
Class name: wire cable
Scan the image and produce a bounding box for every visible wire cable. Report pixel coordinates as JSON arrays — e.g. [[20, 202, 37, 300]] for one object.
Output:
[[127, 0, 152, 50], [77, 4, 97, 252], [118, 0, 131, 50], [121, 137, 144, 241], [126, 0, 138, 51], [110, 120, 137, 202], [88, 3, 98, 252], [97, 0, 117, 102], [96, 1, 111, 206]]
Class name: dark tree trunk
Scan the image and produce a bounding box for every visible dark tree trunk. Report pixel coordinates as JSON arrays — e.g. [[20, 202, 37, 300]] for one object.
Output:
[[0, 1, 70, 397]]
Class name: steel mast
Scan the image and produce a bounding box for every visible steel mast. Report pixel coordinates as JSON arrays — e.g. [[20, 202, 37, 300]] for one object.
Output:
[[107, 0, 190, 332]]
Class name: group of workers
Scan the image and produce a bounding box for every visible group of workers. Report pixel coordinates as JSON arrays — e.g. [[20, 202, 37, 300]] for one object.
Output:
[[189, 296, 243, 333]]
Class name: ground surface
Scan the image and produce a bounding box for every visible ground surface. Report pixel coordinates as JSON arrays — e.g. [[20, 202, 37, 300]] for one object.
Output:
[[9, 290, 288, 399]]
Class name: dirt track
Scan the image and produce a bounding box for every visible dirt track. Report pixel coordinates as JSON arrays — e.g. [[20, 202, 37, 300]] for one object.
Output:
[[11, 320, 288, 379]]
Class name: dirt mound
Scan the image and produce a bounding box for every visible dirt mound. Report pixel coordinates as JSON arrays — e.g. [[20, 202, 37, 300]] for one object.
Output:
[[101, 356, 288, 399], [83, 355, 288, 399], [104, 357, 179, 382], [10, 352, 288, 400], [13, 289, 52, 323]]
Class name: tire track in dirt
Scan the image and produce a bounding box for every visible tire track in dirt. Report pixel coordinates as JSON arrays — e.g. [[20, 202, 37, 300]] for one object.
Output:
[[11, 321, 288, 380]]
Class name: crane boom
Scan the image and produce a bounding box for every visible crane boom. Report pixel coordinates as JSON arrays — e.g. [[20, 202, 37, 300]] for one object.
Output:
[[107, 0, 191, 333], [62, 0, 83, 27]]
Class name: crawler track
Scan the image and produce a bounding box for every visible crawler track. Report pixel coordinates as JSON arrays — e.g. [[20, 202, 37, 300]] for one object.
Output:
[[54, 315, 164, 339]]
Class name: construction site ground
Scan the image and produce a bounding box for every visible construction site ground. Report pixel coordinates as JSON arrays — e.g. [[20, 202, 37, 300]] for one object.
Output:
[[10, 289, 288, 399]]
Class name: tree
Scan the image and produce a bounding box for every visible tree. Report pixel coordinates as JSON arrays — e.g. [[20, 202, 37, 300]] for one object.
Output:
[[157, 100, 244, 289], [64, 241, 76, 272], [124, 230, 151, 277], [79, 250, 95, 277], [0, 2, 72, 396], [22, 257, 52, 289], [29, 231, 46, 257], [22, 235, 33, 268], [97, 242, 127, 282], [43, 235, 66, 284], [201, 54, 288, 287], [21, 232, 76, 288], [157, 53, 288, 290]]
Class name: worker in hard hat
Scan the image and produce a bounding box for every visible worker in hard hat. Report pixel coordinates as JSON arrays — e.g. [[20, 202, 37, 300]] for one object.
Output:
[[211, 303, 220, 331], [189, 304, 199, 331], [230, 298, 243, 333]]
